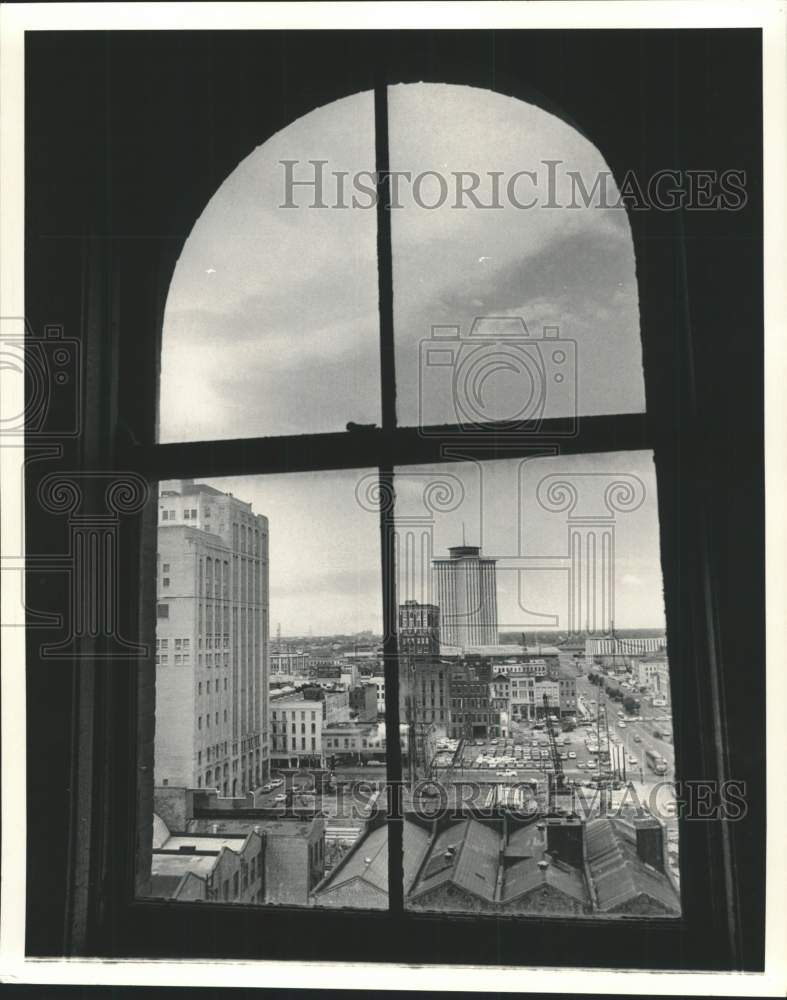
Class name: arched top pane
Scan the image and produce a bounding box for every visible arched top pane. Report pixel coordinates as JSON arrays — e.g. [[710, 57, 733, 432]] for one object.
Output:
[[158, 91, 380, 442], [388, 83, 645, 428]]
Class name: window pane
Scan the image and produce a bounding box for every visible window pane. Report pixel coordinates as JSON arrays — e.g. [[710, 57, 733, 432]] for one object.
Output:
[[389, 452, 681, 917], [140, 469, 388, 910], [158, 91, 380, 442], [388, 84, 645, 430]]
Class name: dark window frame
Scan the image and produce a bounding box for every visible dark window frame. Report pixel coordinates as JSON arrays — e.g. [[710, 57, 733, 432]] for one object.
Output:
[[23, 28, 763, 971]]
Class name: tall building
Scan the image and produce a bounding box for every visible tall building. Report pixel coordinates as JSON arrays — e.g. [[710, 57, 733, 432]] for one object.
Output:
[[433, 545, 498, 649], [154, 480, 269, 796], [398, 600, 440, 659]]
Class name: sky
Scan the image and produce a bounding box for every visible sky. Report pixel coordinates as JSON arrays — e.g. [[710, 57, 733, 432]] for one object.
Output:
[[159, 84, 663, 635], [159, 84, 645, 442], [204, 449, 666, 636]]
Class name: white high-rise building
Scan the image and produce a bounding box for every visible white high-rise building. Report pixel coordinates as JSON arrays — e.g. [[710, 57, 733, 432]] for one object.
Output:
[[154, 480, 269, 796], [433, 545, 498, 649]]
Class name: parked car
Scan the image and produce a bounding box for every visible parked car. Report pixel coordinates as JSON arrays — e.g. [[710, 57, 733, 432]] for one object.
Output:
[[269, 778, 284, 789], [273, 793, 287, 803], [568, 751, 576, 759]]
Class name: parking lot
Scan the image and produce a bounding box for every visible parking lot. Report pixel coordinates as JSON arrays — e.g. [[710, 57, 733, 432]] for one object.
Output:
[[451, 723, 625, 781]]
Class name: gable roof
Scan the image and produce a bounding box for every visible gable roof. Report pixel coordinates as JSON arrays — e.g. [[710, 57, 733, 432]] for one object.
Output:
[[502, 856, 588, 905], [409, 819, 500, 903], [585, 817, 679, 913], [314, 820, 430, 899]]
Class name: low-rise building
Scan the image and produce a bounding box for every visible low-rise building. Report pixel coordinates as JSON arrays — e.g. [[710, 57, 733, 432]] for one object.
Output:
[[270, 684, 350, 768], [632, 653, 670, 703], [448, 661, 493, 739], [150, 812, 264, 904], [411, 661, 450, 733], [309, 811, 679, 917], [322, 720, 407, 763], [270, 650, 309, 676], [349, 681, 378, 723], [153, 787, 326, 906]]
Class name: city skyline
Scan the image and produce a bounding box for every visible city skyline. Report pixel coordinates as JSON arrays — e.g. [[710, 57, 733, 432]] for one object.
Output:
[[194, 449, 667, 636]]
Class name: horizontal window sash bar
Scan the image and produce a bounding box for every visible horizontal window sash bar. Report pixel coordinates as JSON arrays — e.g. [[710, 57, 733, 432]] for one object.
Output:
[[122, 413, 654, 481]]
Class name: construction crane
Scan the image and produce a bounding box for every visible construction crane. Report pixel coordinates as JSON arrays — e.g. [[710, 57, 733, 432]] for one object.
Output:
[[542, 693, 567, 792]]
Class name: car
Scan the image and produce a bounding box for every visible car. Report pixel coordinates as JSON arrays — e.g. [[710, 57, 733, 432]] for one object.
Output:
[[568, 751, 576, 759], [273, 793, 287, 803], [627, 755, 638, 765], [618, 721, 626, 728], [261, 783, 274, 793], [633, 734, 642, 742], [588, 759, 597, 768], [269, 778, 284, 789]]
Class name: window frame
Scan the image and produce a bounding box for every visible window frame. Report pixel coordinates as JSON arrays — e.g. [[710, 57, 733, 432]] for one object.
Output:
[[23, 28, 763, 971]]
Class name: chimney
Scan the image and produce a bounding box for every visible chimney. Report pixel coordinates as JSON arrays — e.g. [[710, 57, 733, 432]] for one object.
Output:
[[634, 816, 664, 871], [546, 816, 584, 869], [537, 859, 549, 871]]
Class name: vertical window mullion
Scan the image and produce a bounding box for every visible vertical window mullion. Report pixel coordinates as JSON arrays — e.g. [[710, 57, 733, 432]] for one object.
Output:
[[380, 464, 403, 913], [375, 83, 397, 431], [375, 82, 404, 913]]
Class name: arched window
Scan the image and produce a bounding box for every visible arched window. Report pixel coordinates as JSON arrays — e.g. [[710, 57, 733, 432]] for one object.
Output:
[[22, 25, 760, 974], [152, 80, 678, 923]]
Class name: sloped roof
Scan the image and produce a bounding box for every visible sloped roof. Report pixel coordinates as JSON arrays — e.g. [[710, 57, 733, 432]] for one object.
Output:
[[503, 856, 588, 905], [504, 823, 543, 859], [409, 819, 500, 903], [315, 820, 430, 897], [149, 874, 185, 898], [152, 813, 170, 849], [585, 817, 679, 913]]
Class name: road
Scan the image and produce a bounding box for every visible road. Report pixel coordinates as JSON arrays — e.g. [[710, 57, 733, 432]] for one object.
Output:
[[574, 671, 675, 781]]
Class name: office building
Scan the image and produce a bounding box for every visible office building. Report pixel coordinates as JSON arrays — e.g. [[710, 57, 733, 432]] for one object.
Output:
[[433, 546, 499, 649], [399, 601, 441, 659], [154, 480, 269, 796]]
